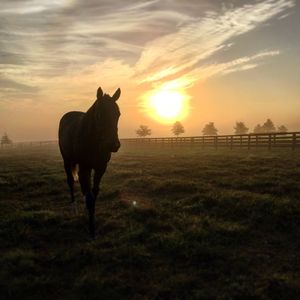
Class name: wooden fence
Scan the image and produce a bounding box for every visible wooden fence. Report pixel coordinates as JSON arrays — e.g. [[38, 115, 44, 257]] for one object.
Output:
[[121, 132, 300, 150], [0, 140, 57, 149], [1, 132, 300, 150]]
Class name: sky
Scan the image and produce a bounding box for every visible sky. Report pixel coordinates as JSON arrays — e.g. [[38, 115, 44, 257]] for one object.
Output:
[[0, 0, 299, 141]]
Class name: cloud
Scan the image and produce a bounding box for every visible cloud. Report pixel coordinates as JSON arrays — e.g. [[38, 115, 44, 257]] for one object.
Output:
[[0, 74, 39, 103], [134, 0, 295, 86], [0, 75, 38, 92], [175, 50, 281, 86], [0, 0, 295, 104], [0, 51, 25, 65]]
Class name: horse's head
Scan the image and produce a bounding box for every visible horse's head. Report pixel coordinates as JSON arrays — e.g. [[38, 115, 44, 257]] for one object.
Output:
[[94, 87, 121, 153]]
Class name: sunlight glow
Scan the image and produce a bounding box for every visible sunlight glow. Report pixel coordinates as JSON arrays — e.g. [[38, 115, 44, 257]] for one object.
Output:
[[144, 87, 190, 124]]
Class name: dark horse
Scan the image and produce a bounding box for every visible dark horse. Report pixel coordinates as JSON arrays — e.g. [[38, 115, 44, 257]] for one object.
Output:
[[59, 87, 121, 237]]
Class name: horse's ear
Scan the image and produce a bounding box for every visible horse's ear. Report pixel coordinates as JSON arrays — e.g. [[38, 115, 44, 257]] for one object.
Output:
[[112, 88, 121, 102], [97, 87, 103, 99]]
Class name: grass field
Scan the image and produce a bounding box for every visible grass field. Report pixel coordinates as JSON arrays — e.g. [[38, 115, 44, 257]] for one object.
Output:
[[0, 144, 299, 299]]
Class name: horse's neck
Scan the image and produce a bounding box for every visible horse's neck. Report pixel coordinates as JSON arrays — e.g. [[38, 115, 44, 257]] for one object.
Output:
[[79, 110, 94, 142]]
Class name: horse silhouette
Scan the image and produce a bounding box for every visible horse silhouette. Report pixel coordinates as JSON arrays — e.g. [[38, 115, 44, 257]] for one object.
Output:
[[59, 87, 121, 238]]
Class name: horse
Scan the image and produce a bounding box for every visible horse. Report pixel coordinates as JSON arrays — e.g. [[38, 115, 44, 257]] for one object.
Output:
[[58, 87, 121, 238]]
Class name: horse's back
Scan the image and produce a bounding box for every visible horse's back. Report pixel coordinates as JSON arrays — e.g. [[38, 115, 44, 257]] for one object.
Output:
[[59, 111, 84, 162]]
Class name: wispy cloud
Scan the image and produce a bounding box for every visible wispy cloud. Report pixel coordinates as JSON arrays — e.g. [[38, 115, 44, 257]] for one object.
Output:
[[134, 0, 294, 87], [162, 50, 281, 89], [0, 0, 295, 103]]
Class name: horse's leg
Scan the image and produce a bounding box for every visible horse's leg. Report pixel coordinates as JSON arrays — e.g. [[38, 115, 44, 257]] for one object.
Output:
[[64, 161, 75, 203], [78, 165, 95, 238], [92, 164, 107, 199]]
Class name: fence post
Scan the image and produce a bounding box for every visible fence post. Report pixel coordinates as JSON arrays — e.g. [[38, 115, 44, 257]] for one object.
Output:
[[230, 136, 233, 150], [215, 136, 218, 150], [268, 134, 272, 150], [248, 135, 251, 150], [292, 133, 296, 151]]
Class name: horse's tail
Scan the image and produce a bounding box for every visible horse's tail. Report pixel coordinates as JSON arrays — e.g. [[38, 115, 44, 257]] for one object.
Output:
[[72, 164, 79, 182]]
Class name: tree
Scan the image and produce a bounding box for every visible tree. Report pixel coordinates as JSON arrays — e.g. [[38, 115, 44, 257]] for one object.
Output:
[[172, 121, 185, 137], [278, 125, 288, 133], [136, 125, 151, 138], [261, 118, 276, 133], [202, 122, 218, 136], [253, 124, 263, 134], [234, 122, 249, 135], [1, 133, 12, 145]]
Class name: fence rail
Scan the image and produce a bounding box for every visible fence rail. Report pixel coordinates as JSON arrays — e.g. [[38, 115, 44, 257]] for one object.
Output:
[[0, 140, 58, 149], [1, 132, 300, 150], [121, 132, 300, 150]]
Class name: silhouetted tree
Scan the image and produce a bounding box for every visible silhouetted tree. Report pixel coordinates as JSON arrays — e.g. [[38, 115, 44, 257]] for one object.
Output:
[[234, 122, 249, 135], [1, 133, 12, 145], [253, 124, 263, 134], [278, 125, 288, 133], [172, 121, 185, 137], [202, 122, 218, 135], [136, 125, 151, 137], [261, 118, 276, 133]]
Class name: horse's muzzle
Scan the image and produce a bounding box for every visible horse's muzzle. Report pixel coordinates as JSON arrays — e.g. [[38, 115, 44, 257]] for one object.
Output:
[[111, 140, 121, 152]]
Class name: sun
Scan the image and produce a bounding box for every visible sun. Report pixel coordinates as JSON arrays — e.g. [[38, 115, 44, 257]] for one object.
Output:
[[145, 88, 189, 123]]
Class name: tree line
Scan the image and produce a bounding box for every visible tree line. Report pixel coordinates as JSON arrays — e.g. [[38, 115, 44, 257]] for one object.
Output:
[[1, 119, 289, 143], [136, 119, 289, 137]]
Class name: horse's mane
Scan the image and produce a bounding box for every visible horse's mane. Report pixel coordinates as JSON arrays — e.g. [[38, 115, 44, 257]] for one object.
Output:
[[86, 99, 98, 116], [82, 99, 99, 140]]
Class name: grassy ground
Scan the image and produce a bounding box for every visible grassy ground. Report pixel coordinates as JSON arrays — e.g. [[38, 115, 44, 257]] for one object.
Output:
[[0, 144, 299, 300]]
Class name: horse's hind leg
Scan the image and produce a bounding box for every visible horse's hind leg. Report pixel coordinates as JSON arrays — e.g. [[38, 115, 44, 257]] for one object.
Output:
[[64, 161, 75, 203]]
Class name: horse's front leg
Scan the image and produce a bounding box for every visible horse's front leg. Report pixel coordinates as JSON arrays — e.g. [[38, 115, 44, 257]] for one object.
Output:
[[92, 164, 107, 199], [78, 166, 95, 237]]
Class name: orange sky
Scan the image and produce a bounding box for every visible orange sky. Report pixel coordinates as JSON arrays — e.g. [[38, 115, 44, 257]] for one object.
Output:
[[0, 0, 299, 141]]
